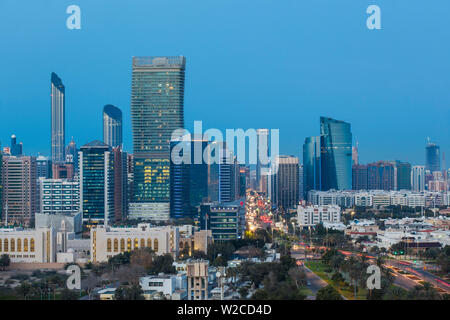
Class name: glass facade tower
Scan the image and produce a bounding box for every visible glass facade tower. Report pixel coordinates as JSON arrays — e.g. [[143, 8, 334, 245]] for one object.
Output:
[[103, 104, 123, 148], [320, 117, 352, 191], [303, 136, 321, 197], [79, 140, 114, 226], [51, 72, 65, 163], [130, 56, 185, 204], [425, 142, 440, 172]]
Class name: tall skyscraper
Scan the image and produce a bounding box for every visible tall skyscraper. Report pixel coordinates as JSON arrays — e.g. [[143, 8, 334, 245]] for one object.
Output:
[[103, 105, 123, 148], [1, 155, 37, 226], [51, 72, 65, 163], [367, 161, 395, 191], [303, 136, 321, 197], [112, 147, 128, 222], [169, 134, 209, 219], [79, 141, 114, 226], [320, 117, 352, 191], [411, 165, 426, 192], [130, 56, 185, 216], [270, 155, 299, 210], [425, 141, 440, 172]]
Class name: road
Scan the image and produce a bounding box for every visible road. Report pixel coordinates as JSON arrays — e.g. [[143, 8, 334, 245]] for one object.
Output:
[[386, 260, 450, 294]]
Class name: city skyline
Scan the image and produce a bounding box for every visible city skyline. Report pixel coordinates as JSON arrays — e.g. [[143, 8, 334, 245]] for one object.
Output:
[[0, 1, 449, 165]]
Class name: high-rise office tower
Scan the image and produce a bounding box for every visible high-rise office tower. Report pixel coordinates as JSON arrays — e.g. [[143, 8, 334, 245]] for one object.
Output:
[[367, 161, 395, 191], [394, 161, 411, 190], [10, 134, 23, 157], [103, 105, 123, 148], [0, 151, 2, 221], [256, 129, 269, 192], [411, 165, 426, 192], [79, 141, 114, 226], [270, 155, 299, 210], [1, 155, 37, 226], [239, 166, 249, 197], [425, 141, 440, 172], [112, 147, 128, 222], [303, 136, 321, 197], [219, 146, 237, 203], [130, 56, 185, 216], [320, 117, 352, 191], [51, 72, 65, 163], [352, 164, 368, 190]]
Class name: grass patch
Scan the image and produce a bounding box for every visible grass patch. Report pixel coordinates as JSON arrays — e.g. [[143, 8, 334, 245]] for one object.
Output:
[[305, 261, 368, 300]]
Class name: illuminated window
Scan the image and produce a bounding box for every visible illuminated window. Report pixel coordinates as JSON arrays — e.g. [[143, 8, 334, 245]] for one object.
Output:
[[134, 238, 139, 249], [120, 239, 125, 252], [24, 239, 28, 252], [140, 238, 145, 248], [10, 239, 15, 252], [107, 239, 112, 252], [3, 239, 8, 252], [154, 239, 159, 252], [147, 238, 152, 249], [30, 238, 35, 252], [127, 238, 131, 251], [17, 239, 21, 252], [113, 239, 118, 252]]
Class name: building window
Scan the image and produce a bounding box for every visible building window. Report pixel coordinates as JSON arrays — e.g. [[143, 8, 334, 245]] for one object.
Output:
[[134, 238, 139, 249], [120, 239, 125, 252], [154, 239, 159, 252], [113, 239, 118, 252], [107, 239, 112, 252], [127, 238, 131, 251], [3, 239, 7, 252], [24, 239, 28, 252], [140, 238, 145, 248], [147, 238, 152, 249], [30, 238, 35, 252], [10, 239, 15, 252], [17, 239, 21, 252]]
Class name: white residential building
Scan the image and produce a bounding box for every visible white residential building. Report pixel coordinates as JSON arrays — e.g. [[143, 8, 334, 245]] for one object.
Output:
[[297, 205, 341, 227]]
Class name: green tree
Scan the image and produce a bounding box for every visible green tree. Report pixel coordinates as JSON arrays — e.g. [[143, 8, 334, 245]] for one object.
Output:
[[0, 254, 11, 271], [316, 285, 343, 300]]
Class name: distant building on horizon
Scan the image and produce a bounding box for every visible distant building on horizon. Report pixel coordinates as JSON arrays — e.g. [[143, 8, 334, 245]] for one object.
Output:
[[411, 165, 426, 192], [10, 134, 23, 157], [352, 164, 368, 190], [367, 161, 395, 191], [269, 155, 299, 210], [425, 141, 440, 172], [303, 136, 321, 197], [103, 105, 123, 148], [51, 72, 66, 164]]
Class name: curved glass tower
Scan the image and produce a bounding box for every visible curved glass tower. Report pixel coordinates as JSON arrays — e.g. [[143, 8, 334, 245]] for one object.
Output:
[[51, 72, 65, 163], [320, 117, 352, 191], [425, 142, 440, 172], [103, 104, 123, 148]]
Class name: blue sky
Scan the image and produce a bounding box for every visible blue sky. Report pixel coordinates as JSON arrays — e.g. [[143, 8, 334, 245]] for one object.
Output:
[[0, 0, 449, 166]]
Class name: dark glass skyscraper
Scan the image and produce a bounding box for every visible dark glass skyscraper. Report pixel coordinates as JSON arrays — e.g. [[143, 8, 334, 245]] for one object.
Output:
[[367, 161, 395, 191], [303, 136, 321, 196], [425, 142, 440, 172], [320, 117, 352, 191], [352, 164, 368, 190], [10, 134, 22, 156], [131, 56, 185, 207], [103, 105, 123, 148], [394, 161, 411, 190], [79, 140, 114, 226], [51, 72, 65, 163]]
